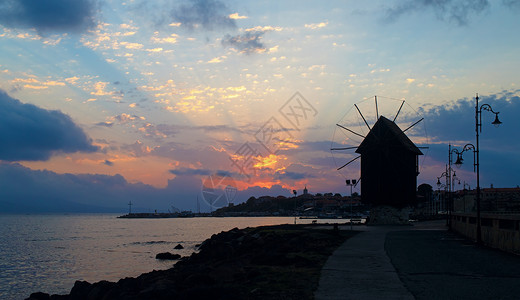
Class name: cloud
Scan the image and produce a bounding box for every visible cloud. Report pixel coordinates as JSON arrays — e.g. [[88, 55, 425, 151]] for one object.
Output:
[[171, 0, 236, 31], [502, 0, 520, 9], [103, 160, 114, 166], [221, 31, 266, 54], [304, 22, 328, 30], [420, 90, 520, 187], [275, 163, 318, 180], [169, 167, 212, 176], [95, 121, 114, 127], [0, 90, 98, 161], [229, 12, 247, 20], [384, 0, 489, 26], [0, 162, 240, 213], [0, 0, 98, 34], [0, 162, 203, 213]]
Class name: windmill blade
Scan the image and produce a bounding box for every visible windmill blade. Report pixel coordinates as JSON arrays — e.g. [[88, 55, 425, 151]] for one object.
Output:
[[375, 96, 379, 120], [354, 177, 361, 188], [393, 100, 405, 122], [337, 155, 361, 171], [336, 124, 365, 138], [354, 104, 371, 131], [331, 146, 359, 151], [402, 118, 424, 133]]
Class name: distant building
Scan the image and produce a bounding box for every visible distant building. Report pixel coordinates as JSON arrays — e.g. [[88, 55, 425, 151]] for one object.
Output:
[[454, 187, 520, 212], [356, 116, 423, 208]]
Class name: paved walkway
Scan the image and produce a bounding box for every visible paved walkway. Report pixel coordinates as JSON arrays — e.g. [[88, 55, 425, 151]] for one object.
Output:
[[315, 224, 416, 300], [315, 220, 520, 299]]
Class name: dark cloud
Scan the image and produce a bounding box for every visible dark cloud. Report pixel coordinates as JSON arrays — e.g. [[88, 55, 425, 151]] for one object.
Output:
[[421, 91, 520, 187], [384, 0, 489, 26], [274, 163, 319, 181], [138, 123, 179, 139], [0, 163, 315, 213], [194, 124, 243, 133], [103, 160, 114, 166], [221, 31, 266, 54], [95, 121, 113, 127], [0, 90, 98, 161], [275, 171, 311, 180], [0, 162, 233, 213], [0, 0, 98, 34], [169, 167, 212, 176], [502, 0, 520, 9], [171, 0, 236, 31]]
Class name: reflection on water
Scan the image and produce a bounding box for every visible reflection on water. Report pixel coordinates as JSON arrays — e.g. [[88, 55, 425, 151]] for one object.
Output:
[[0, 214, 330, 300]]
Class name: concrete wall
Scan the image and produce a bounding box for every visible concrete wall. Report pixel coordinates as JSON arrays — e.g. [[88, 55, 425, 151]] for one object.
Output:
[[451, 212, 520, 255]]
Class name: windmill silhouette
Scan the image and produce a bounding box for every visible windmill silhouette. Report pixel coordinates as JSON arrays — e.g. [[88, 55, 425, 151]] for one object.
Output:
[[331, 96, 428, 211]]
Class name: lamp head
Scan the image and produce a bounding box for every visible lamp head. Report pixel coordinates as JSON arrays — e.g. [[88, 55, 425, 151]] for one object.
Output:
[[436, 178, 441, 188], [454, 155, 463, 168], [492, 113, 502, 127]]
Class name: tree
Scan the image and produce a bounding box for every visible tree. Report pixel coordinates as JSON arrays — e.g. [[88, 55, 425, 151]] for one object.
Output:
[[417, 183, 433, 200]]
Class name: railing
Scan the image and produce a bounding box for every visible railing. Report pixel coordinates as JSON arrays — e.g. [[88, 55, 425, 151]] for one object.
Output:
[[451, 212, 520, 254]]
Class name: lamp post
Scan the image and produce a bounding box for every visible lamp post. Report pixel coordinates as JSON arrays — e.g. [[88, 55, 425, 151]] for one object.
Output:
[[437, 166, 453, 226], [346, 179, 357, 230], [453, 144, 476, 215], [462, 182, 471, 212], [446, 144, 462, 227], [436, 180, 447, 216], [455, 94, 501, 245]]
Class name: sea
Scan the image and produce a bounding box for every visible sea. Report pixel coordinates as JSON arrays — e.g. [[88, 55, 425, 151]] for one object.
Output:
[[0, 214, 331, 300]]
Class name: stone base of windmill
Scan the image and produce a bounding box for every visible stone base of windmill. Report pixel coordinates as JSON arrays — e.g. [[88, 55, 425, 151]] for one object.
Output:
[[367, 205, 411, 225]]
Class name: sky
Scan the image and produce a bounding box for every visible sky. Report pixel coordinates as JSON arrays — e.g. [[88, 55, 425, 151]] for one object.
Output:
[[1, 0, 520, 213]]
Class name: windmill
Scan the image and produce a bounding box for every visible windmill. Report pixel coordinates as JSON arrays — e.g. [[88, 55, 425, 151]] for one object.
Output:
[[331, 96, 428, 222]]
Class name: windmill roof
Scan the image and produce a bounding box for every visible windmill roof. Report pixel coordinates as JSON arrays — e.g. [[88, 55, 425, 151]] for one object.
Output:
[[355, 116, 423, 155]]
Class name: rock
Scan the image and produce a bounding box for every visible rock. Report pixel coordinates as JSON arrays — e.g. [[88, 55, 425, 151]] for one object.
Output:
[[28, 224, 346, 300], [26, 292, 50, 300], [69, 280, 92, 299], [86, 280, 117, 300], [368, 205, 411, 225], [156, 252, 181, 260], [183, 273, 216, 286], [174, 243, 184, 249]]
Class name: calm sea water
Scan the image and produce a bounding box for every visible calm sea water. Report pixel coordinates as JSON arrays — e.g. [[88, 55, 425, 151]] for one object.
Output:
[[0, 214, 328, 300]]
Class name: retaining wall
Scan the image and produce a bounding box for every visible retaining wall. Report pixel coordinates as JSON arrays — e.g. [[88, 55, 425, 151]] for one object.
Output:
[[451, 212, 520, 255]]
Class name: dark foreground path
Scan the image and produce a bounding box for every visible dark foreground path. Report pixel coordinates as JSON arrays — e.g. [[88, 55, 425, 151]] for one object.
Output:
[[386, 229, 520, 300], [316, 221, 520, 300]]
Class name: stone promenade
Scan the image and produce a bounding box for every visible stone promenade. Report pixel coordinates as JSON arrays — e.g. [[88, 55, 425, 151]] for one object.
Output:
[[315, 220, 520, 300]]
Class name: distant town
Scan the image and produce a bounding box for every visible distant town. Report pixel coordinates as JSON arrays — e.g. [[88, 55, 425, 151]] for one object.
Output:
[[120, 184, 520, 220]]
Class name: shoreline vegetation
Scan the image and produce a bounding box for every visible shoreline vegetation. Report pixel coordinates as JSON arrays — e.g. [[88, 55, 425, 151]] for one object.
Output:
[[27, 223, 357, 300]]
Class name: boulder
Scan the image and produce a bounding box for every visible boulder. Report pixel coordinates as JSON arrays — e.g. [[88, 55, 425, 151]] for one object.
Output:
[[368, 205, 411, 225], [174, 244, 184, 250], [156, 252, 181, 260], [26, 292, 50, 300]]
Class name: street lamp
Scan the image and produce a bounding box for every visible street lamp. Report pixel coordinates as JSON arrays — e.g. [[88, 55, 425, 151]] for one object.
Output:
[[346, 179, 357, 230], [437, 167, 454, 226], [457, 94, 502, 245], [446, 144, 462, 227], [436, 178, 447, 216]]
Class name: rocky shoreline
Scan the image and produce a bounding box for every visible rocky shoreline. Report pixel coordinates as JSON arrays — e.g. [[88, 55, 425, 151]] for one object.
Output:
[[27, 224, 356, 300]]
